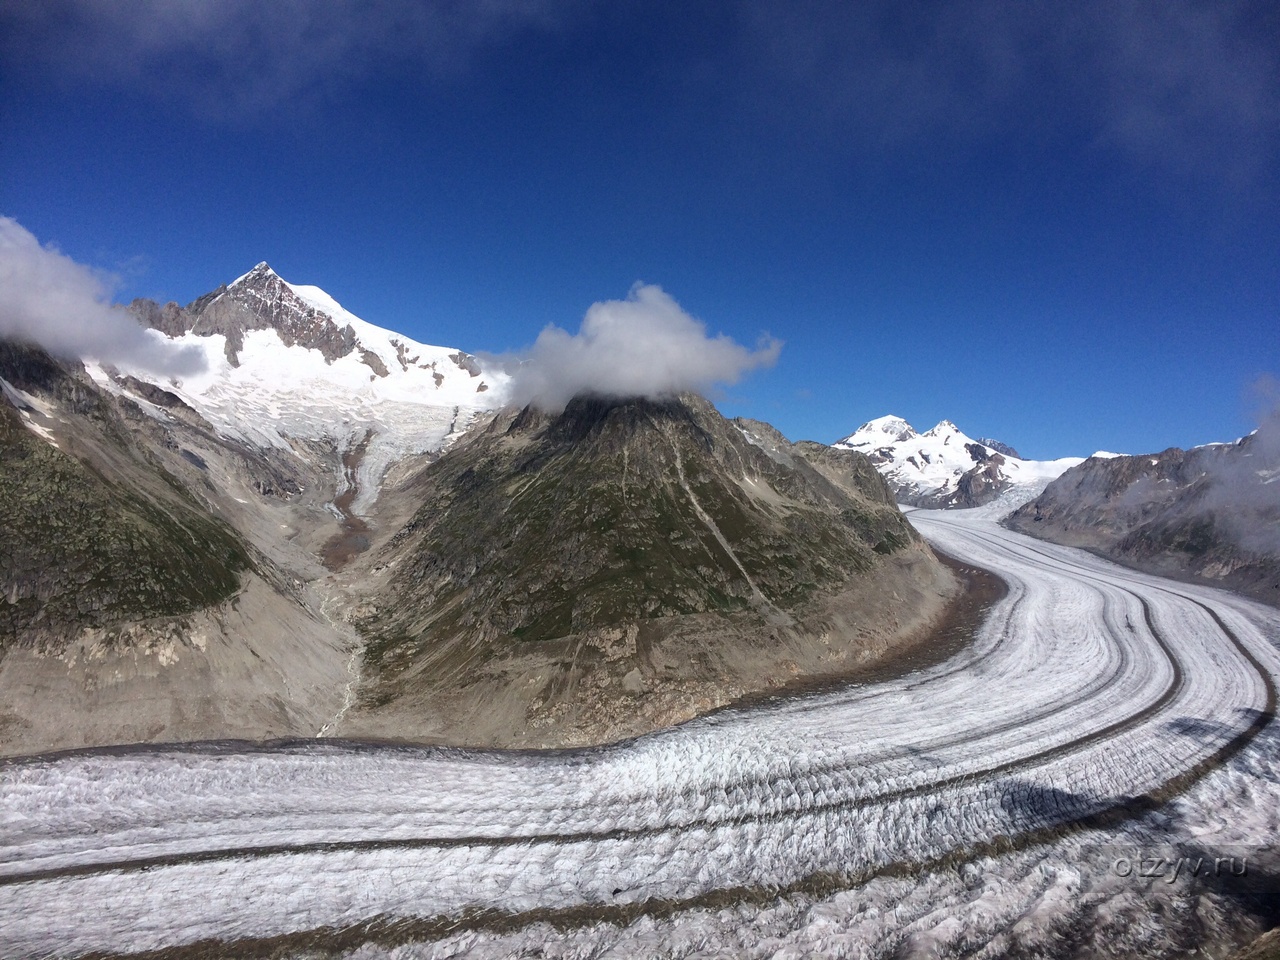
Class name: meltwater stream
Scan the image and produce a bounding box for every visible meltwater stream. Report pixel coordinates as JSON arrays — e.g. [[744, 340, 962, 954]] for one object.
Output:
[[1, 511, 1277, 957]]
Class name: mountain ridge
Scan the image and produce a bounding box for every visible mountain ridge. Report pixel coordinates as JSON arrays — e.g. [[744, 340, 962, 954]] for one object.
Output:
[[0, 337, 356, 753], [340, 392, 956, 747], [1006, 426, 1280, 606]]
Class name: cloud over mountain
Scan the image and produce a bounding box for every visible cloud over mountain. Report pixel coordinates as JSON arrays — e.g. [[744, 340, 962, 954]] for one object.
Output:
[[500, 283, 781, 412], [0, 217, 206, 377]]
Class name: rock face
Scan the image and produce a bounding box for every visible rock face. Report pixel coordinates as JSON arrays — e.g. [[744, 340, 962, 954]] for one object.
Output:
[[834, 415, 1082, 509], [977, 437, 1022, 459], [0, 342, 249, 642], [135, 262, 361, 367], [342, 394, 956, 747], [1006, 427, 1280, 606]]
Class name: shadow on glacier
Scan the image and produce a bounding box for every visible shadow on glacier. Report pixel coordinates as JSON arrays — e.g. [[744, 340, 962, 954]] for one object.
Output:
[[1172, 839, 1280, 928], [1162, 711, 1280, 927], [993, 713, 1280, 933], [1164, 708, 1280, 783]]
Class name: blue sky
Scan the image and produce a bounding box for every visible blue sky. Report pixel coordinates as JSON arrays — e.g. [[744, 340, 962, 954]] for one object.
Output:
[[2, 1, 1277, 458]]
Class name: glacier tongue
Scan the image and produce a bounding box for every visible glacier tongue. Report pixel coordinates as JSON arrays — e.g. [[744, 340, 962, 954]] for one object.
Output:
[[2, 511, 1276, 957]]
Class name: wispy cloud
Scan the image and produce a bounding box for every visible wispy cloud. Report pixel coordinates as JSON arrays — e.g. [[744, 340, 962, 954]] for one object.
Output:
[[496, 283, 781, 412], [0, 0, 585, 118], [0, 217, 206, 376], [1200, 404, 1280, 555], [5, 1, 1272, 181], [737, 0, 1280, 182]]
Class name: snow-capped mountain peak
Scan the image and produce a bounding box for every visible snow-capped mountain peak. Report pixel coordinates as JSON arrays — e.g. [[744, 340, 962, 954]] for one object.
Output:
[[922, 419, 960, 438], [834, 415, 1083, 511], [228, 261, 279, 288], [102, 265, 509, 514], [839, 414, 917, 444]]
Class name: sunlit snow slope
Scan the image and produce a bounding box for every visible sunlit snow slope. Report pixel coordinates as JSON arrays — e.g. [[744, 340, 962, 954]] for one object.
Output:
[[94, 265, 507, 514], [1, 513, 1276, 957]]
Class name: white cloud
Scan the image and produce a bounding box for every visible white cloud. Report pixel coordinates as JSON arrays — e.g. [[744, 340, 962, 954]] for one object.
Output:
[[0, 217, 206, 376], [502, 283, 780, 412]]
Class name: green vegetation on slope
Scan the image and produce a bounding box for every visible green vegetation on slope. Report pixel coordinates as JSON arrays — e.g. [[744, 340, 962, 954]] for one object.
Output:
[[361, 394, 918, 674], [0, 345, 250, 645]]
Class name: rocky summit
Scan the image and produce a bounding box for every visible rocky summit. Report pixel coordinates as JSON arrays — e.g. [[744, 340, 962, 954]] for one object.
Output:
[[136, 261, 382, 368]]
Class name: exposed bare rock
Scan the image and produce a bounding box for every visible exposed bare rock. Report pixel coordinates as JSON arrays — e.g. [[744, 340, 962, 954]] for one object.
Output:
[[977, 437, 1021, 459], [359, 348, 390, 378], [129, 297, 192, 338], [130, 262, 365, 367], [1006, 429, 1280, 606], [189, 263, 358, 365], [449, 350, 482, 376]]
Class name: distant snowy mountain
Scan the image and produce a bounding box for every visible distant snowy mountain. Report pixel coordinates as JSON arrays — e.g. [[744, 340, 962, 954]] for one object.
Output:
[[834, 415, 1084, 510], [103, 263, 506, 514]]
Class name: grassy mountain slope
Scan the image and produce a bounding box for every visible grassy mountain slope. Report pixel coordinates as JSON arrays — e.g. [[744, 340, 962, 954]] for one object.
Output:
[[0, 339, 361, 757], [365, 394, 916, 659], [0, 342, 251, 644]]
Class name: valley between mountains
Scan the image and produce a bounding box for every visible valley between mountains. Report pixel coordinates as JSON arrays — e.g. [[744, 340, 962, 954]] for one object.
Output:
[[3, 508, 1278, 959]]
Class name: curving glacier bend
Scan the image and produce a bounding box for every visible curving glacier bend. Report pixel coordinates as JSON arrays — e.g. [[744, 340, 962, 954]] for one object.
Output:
[[0, 510, 1277, 957]]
